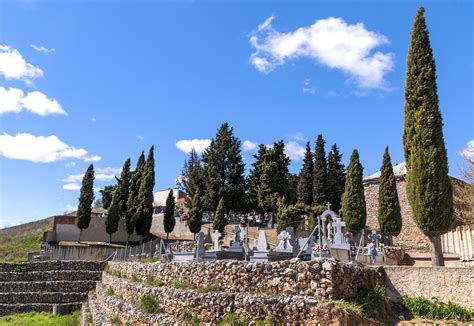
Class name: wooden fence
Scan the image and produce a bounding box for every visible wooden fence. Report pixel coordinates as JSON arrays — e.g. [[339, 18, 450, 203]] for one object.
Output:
[[48, 245, 117, 261]]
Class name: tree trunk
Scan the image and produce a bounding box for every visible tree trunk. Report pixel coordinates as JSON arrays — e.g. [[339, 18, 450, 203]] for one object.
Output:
[[109, 234, 112, 247], [126, 235, 130, 248], [166, 233, 169, 240], [428, 235, 445, 266], [78, 229, 82, 243]]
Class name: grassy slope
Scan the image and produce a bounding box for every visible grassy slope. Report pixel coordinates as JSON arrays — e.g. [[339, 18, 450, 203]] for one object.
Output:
[[0, 311, 79, 326], [0, 217, 53, 262]]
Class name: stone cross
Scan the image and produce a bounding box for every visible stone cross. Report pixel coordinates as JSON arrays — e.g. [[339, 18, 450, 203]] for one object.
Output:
[[211, 230, 222, 251], [332, 217, 346, 246], [195, 232, 205, 258], [257, 230, 268, 251], [275, 230, 293, 252]]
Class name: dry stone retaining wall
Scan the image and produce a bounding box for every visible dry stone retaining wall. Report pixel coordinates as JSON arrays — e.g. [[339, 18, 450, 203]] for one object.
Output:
[[108, 259, 383, 301], [0, 260, 106, 272]]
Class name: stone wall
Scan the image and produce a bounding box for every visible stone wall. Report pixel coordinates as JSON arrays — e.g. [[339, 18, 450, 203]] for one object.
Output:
[[0, 260, 106, 272], [108, 259, 383, 301], [364, 177, 430, 250], [383, 266, 474, 309]]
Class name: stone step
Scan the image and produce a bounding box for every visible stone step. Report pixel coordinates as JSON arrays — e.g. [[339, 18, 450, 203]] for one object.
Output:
[[93, 285, 182, 325], [0, 302, 83, 317], [0, 292, 87, 304], [0, 270, 102, 282], [0, 280, 97, 293], [0, 261, 106, 272]]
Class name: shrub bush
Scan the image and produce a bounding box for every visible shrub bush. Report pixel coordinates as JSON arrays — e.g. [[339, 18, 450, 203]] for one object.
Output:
[[402, 296, 473, 321], [140, 294, 160, 314]]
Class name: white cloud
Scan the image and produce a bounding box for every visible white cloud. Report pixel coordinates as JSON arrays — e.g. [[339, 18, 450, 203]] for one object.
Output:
[[31, 44, 56, 55], [176, 139, 211, 154], [65, 162, 76, 168], [291, 132, 306, 142], [250, 16, 394, 89], [65, 204, 78, 212], [97, 166, 122, 174], [243, 140, 258, 151], [0, 45, 43, 82], [0, 87, 66, 116], [84, 155, 101, 162], [302, 79, 317, 94], [285, 141, 305, 161], [461, 140, 474, 161], [0, 133, 101, 163], [63, 183, 81, 190]]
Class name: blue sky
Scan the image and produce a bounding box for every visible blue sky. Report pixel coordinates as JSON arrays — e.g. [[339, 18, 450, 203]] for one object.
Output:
[[0, 0, 472, 228]]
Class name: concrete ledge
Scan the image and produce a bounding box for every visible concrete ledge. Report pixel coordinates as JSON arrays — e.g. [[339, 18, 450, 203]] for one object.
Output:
[[0, 303, 82, 317], [0, 270, 102, 282], [0, 280, 97, 293], [0, 260, 106, 272], [0, 292, 87, 304]]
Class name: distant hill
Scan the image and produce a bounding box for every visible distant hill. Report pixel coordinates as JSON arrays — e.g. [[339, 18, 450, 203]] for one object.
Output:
[[0, 217, 53, 262]]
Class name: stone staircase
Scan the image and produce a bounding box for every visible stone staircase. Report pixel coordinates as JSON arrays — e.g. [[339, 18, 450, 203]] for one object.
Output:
[[0, 261, 105, 316]]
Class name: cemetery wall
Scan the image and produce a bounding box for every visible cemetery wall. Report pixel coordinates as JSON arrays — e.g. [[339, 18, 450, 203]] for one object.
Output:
[[383, 266, 474, 309], [364, 177, 430, 251], [107, 259, 383, 301], [0, 260, 106, 272]]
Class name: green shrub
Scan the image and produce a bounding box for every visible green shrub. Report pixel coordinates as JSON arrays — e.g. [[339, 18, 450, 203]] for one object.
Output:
[[255, 314, 274, 326], [197, 283, 220, 293], [334, 300, 364, 316], [402, 296, 473, 321], [140, 258, 159, 263], [86, 314, 93, 324], [11, 266, 30, 273], [355, 284, 387, 315], [131, 273, 140, 282], [218, 313, 249, 326], [147, 277, 163, 287], [182, 310, 200, 325], [171, 280, 185, 289], [106, 287, 114, 295], [140, 294, 160, 313], [111, 314, 121, 324]]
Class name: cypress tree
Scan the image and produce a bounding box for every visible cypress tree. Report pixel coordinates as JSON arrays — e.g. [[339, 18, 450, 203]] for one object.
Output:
[[378, 147, 402, 241], [163, 189, 176, 239], [188, 189, 203, 235], [100, 185, 116, 210], [135, 146, 155, 240], [287, 173, 299, 205], [297, 142, 314, 205], [76, 164, 95, 242], [341, 150, 366, 233], [125, 152, 145, 245], [213, 198, 226, 234], [105, 158, 131, 245], [327, 144, 346, 213], [313, 134, 328, 206], [202, 123, 246, 212], [247, 144, 268, 212], [178, 149, 206, 210], [276, 197, 288, 233], [403, 7, 453, 266]]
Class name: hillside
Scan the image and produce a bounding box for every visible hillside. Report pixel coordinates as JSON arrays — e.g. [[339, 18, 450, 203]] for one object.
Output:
[[0, 217, 53, 262]]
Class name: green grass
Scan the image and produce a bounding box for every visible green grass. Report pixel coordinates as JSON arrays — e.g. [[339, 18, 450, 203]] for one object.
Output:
[[218, 313, 249, 326], [146, 277, 163, 287], [140, 258, 160, 263], [104, 266, 124, 278], [402, 296, 474, 321], [0, 217, 52, 262], [131, 273, 140, 282], [11, 266, 30, 273], [171, 280, 185, 289], [334, 300, 364, 316], [106, 286, 115, 295], [196, 283, 220, 293], [182, 310, 200, 325], [333, 284, 387, 318], [255, 314, 274, 326], [110, 314, 121, 324], [140, 294, 160, 313], [0, 311, 80, 326]]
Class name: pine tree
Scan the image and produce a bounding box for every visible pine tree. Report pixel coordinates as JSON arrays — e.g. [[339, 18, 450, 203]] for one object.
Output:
[[327, 144, 346, 213], [313, 134, 328, 206], [76, 164, 95, 242], [287, 173, 299, 205], [135, 146, 155, 240], [213, 198, 226, 234], [341, 150, 366, 233], [247, 144, 267, 212], [403, 7, 453, 266], [163, 189, 176, 239], [202, 123, 246, 212], [297, 142, 314, 205], [378, 147, 402, 241], [105, 158, 131, 245], [125, 152, 145, 245], [257, 141, 290, 216], [188, 189, 203, 235], [100, 185, 116, 210]]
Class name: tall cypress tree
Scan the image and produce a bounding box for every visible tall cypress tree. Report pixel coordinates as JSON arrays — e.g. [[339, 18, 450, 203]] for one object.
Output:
[[341, 150, 366, 233], [135, 146, 155, 240], [100, 185, 116, 210], [378, 147, 402, 241], [213, 198, 226, 234], [76, 164, 95, 242], [125, 152, 145, 245], [403, 7, 453, 266], [327, 144, 345, 213], [247, 145, 267, 212], [177, 149, 206, 209], [188, 189, 203, 235], [163, 189, 176, 239], [105, 158, 131, 245], [203, 123, 246, 212], [297, 142, 314, 206], [313, 134, 328, 206]]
